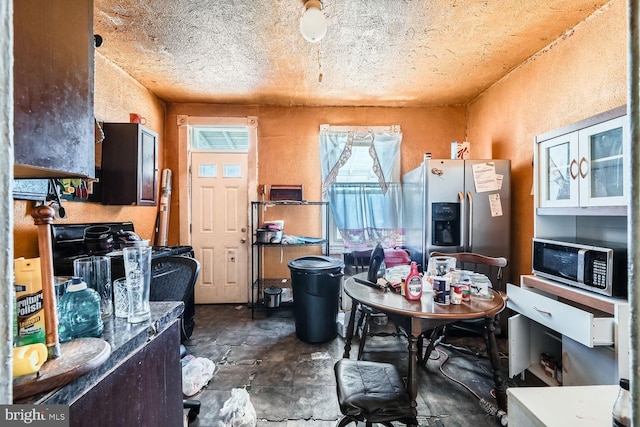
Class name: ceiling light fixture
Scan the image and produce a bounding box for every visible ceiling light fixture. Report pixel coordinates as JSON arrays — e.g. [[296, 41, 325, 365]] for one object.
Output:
[[300, 0, 327, 43]]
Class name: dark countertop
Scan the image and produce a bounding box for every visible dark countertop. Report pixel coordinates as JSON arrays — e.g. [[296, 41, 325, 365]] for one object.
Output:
[[15, 301, 184, 404]]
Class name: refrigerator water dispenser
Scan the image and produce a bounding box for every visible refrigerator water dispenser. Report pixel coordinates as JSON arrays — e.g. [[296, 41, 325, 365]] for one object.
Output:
[[431, 202, 460, 246]]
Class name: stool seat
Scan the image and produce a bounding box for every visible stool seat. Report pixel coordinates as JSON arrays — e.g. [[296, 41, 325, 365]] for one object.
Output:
[[334, 359, 417, 427]]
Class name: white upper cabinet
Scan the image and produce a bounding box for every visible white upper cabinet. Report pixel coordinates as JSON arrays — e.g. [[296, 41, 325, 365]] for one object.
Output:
[[539, 131, 580, 208], [537, 109, 628, 212], [577, 116, 628, 207]]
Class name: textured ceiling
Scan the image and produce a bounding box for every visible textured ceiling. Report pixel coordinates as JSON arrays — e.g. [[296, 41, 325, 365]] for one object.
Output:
[[94, 0, 610, 107]]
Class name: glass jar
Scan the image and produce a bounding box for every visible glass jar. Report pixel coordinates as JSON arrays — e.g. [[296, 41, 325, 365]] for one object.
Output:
[[612, 378, 630, 427]]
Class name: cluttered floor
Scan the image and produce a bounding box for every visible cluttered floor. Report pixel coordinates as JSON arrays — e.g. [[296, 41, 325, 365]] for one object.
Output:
[[182, 304, 527, 427]]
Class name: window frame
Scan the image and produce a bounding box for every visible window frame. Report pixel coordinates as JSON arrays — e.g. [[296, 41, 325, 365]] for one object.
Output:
[[319, 124, 402, 254]]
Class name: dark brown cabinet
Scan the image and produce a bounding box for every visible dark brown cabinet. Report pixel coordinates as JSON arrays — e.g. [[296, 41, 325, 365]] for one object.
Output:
[[69, 320, 183, 427], [13, 0, 95, 178], [101, 123, 158, 206]]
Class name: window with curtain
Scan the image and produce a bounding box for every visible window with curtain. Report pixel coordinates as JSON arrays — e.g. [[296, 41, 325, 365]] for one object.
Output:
[[319, 125, 403, 253]]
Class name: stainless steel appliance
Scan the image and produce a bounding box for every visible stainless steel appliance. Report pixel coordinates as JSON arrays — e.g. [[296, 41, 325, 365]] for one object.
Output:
[[532, 237, 627, 297], [402, 157, 511, 287]]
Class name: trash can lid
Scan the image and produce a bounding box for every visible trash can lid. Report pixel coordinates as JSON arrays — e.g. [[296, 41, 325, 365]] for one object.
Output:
[[288, 255, 344, 273]]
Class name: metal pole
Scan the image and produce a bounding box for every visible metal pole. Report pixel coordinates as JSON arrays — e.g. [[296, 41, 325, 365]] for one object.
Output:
[[628, 0, 639, 424]]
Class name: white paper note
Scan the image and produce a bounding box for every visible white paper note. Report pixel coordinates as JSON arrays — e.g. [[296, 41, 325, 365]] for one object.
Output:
[[472, 162, 499, 193], [488, 193, 503, 217]]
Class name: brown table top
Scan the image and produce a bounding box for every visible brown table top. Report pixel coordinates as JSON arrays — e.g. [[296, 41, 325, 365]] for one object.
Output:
[[344, 273, 505, 321]]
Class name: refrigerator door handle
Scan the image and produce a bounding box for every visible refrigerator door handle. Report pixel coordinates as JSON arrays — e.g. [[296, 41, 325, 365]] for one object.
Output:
[[466, 191, 473, 251], [458, 191, 465, 251]]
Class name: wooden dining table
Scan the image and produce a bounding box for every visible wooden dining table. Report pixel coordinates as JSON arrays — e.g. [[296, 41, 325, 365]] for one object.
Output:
[[342, 272, 508, 413]]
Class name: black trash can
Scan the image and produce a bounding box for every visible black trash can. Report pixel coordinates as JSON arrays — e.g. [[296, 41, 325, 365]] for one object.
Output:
[[288, 255, 344, 343]]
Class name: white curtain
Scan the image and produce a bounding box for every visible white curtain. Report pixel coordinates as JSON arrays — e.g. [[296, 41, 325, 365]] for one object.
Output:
[[319, 126, 403, 250]]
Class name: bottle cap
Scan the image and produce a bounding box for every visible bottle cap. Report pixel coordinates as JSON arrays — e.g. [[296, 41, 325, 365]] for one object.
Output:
[[67, 276, 88, 292]]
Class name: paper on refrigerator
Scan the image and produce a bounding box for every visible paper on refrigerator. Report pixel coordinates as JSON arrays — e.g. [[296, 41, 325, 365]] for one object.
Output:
[[472, 162, 499, 193]]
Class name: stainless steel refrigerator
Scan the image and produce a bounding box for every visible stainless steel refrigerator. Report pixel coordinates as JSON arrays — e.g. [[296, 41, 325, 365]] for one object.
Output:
[[402, 157, 511, 284]]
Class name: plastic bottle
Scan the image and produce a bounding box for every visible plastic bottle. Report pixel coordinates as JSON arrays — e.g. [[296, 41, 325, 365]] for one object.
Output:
[[58, 276, 104, 342], [612, 378, 630, 427], [15, 257, 46, 346], [404, 262, 423, 301], [13, 282, 26, 347]]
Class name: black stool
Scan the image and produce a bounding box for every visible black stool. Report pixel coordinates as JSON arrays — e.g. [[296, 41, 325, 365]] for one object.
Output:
[[334, 358, 418, 427]]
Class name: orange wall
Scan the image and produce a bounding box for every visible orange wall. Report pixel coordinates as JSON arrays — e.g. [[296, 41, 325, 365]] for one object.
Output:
[[466, 0, 627, 283], [165, 104, 467, 277], [13, 53, 166, 259]]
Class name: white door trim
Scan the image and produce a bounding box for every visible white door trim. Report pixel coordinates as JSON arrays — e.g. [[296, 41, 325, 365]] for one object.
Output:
[[176, 115, 258, 296]]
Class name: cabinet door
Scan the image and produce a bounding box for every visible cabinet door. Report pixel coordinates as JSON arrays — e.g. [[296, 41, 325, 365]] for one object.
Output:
[[69, 321, 183, 426], [562, 335, 617, 386], [138, 127, 158, 205], [577, 116, 628, 207], [13, 0, 95, 178], [538, 132, 580, 208], [508, 313, 562, 385], [101, 123, 158, 206]]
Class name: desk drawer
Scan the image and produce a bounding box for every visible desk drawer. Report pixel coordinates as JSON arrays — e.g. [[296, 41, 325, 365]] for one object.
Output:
[[506, 283, 613, 347]]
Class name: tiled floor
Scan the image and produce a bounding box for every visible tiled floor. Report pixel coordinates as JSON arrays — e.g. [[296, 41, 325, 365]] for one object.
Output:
[[183, 304, 517, 427]]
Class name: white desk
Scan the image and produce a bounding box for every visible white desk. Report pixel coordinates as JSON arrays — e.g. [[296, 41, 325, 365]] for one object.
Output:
[[508, 385, 618, 427]]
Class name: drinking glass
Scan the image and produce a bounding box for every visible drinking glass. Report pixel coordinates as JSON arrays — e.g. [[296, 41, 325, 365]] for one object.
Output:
[[73, 256, 113, 318], [123, 246, 152, 323], [113, 277, 129, 318]]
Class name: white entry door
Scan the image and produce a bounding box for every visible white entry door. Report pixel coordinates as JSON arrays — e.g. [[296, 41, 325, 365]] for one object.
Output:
[[191, 151, 249, 303]]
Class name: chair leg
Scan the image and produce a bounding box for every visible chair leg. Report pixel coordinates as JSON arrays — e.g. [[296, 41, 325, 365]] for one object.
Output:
[[336, 415, 358, 427], [355, 308, 365, 337], [357, 312, 372, 360]]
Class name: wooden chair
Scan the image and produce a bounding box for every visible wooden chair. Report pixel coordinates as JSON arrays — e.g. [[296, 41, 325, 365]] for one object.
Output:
[[429, 251, 507, 293], [351, 249, 372, 273], [418, 251, 507, 366]]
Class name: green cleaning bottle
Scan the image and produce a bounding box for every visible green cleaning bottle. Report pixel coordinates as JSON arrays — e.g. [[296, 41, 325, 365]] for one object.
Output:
[[13, 282, 26, 347], [15, 257, 46, 346]]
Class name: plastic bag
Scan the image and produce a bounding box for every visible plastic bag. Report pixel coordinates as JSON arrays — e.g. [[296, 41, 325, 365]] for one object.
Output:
[[217, 388, 257, 427], [182, 357, 215, 396]]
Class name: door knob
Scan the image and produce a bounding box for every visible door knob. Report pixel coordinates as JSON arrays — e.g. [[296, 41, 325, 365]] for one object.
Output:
[[241, 238, 247, 243]]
